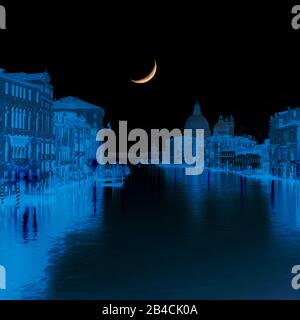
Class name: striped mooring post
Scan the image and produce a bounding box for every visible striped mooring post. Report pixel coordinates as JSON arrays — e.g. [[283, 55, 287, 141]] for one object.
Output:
[[0, 180, 5, 205], [16, 178, 20, 210]]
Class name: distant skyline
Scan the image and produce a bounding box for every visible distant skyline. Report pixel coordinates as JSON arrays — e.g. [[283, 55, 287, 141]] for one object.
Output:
[[1, 62, 297, 143]]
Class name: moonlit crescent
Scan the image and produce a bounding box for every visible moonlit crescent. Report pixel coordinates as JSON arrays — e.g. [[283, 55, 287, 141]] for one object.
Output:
[[131, 60, 157, 84]]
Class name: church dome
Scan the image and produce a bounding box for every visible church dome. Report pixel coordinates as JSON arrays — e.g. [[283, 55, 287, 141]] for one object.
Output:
[[184, 101, 210, 137]]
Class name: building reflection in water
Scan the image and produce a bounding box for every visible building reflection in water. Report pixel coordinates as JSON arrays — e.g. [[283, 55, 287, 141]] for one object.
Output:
[[162, 167, 300, 236], [268, 179, 300, 231], [0, 180, 104, 299], [2, 167, 300, 299]]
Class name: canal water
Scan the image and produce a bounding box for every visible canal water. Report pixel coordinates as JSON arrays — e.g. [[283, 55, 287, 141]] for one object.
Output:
[[1, 167, 300, 299]]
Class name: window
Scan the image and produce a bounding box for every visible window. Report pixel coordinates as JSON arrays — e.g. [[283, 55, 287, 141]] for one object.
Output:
[[19, 110, 23, 129], [28, 111, 31, 130], [4, 106, 8, 128], [22, 109, 25, 129], [5, 142, 8, 162], [36, 92, 39, 103], [16, 86, 19, 98], [36, 112, 39, 131], [5, 82, 9, 95], [28, 90, 32, 101], [11, 84, 15, 97], [15, 109, 19, 129], [23, 88, 26, 99], [11, 107, 14, 128]]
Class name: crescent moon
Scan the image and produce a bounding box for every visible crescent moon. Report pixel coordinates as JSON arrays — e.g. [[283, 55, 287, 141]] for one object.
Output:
[[131, 60, 157, 84]]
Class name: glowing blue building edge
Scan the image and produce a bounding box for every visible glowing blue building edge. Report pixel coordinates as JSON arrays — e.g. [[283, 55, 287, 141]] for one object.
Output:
[[0, 68, 130, 210], [161, 100, 300, 182], [0, 66, 300, 212]]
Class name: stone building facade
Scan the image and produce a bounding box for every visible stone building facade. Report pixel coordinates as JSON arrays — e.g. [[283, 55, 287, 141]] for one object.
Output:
[[0, 68, 54, 182], [269, 108, 300, 179]]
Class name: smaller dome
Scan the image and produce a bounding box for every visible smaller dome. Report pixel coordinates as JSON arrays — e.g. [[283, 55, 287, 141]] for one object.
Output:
[[214, 122, 229, 135], [184, 101, 210, 137], [213, 113, 234, 136]]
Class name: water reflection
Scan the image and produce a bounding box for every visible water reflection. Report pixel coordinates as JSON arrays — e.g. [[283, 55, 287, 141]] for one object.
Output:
[[269, 179, 300, 232], [22, 208, 29, 244], [0, 180, 104, 299], [1, 168, 300, 299]]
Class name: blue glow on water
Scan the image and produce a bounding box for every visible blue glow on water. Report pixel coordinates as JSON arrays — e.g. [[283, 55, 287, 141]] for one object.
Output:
[[0, 180, 105, 299], [1, 167, 300, 299]]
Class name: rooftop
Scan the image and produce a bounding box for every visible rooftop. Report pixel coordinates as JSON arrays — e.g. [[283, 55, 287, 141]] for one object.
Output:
[[0, 68, 52, 88], [54, 96, 105, 113]]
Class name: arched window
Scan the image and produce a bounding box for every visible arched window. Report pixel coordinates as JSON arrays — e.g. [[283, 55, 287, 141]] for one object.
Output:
[[36, 112, 39, 131], [28, 111, 31, 130], [19, 110, 22, 129], [15, 108, 19, 129], [4, 106, 8, 128], [11, 107, 15, 128], [22, 110, 26, 129], [5, 141, 9, 162]]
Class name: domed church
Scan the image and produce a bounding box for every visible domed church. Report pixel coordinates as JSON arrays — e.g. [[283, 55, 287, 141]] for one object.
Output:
[[184, 100, 211, 138]]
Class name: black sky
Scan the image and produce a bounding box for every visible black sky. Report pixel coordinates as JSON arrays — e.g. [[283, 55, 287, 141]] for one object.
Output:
[[1, 1, 299, 141]]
